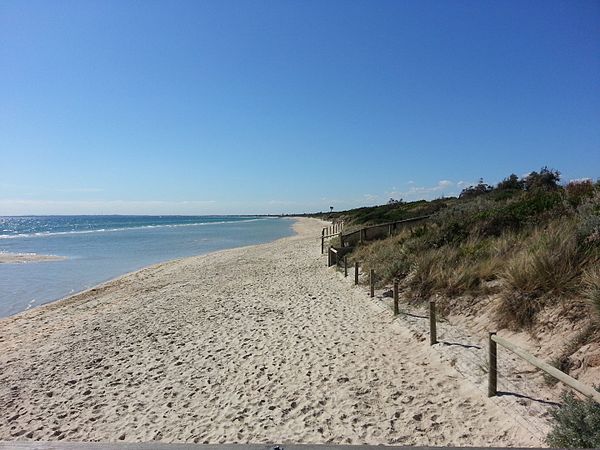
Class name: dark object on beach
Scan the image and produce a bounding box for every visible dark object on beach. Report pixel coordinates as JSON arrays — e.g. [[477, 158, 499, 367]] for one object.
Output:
[[382, 289, 393, 297]]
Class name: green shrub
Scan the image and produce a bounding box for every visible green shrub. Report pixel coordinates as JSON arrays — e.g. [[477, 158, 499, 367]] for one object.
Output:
[[496, 173, 524, 191], [477, 190, 565, 236], [459, 178, 493, 199], [566, 180, 595, 207], [337, 199, 449, 226], [488, 187, 522, 202], [576, 215, 600, 247], [524, 166, 561, 192], [335, 166, 600, 332], [546, 389, 600, 448], [576, 193, 600, 248], [429, 197, 494, 245]]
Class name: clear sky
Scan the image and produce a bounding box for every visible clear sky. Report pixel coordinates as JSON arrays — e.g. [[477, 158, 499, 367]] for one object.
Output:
[[1, 0, 599, 215]]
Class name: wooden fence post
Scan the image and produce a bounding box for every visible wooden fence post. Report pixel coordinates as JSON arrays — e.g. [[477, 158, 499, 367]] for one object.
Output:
[[370, 269, 375, 298], [488, 331, 497, 397], [321, 229, 324, 254], [393, 279, 399, 316], [429, 300, 437, 345], [354, 261, 359, 285], [344, 256, 348, 277], [327, 246, 331, 267]]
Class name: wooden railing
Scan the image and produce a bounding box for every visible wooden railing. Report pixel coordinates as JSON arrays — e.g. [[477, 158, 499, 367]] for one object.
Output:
[[325, 259, 600, 407], [339, 215, 430, 247], [488, 333, 600, 403], [320, 221, 344, 254]]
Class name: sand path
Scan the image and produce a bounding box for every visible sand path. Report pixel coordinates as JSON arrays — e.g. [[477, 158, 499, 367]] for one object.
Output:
[[0, 218, 540, 445]]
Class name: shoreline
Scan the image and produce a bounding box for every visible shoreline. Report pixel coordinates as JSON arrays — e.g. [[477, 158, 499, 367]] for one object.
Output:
[[0, 217, 541, 446], [0, 252, 67, 264], [0, 217, 300, 320]]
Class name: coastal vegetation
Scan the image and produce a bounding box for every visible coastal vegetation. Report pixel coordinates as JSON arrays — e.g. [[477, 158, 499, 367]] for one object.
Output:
[[321, 167, 600, 445], [325, 168, 600, 335], [546, 388, 600, 447]]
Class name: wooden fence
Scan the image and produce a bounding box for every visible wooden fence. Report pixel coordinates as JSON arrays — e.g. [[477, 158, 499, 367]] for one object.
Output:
[[339, 216, 430, 247], [325, 254, 600, 406], [488, 333, 600, 403], [321, 221, 344, 254], [322, 221, 343, 238]]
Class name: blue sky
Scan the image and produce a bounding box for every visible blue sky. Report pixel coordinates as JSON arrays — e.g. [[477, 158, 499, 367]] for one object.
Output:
[[1, 0, 599, 215]]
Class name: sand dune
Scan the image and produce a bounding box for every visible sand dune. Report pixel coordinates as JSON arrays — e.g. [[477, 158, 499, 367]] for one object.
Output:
[[0, 218, 541, 445]]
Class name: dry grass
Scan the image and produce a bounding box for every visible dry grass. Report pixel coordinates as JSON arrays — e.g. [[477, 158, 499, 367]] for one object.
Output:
[[505, 222, 581, 291], [497, 219, 586, 328], [406, 242, 506, 299], [582, 266, 600, 320], [350, 230, 412, 286], [345, 201, 599, 334]]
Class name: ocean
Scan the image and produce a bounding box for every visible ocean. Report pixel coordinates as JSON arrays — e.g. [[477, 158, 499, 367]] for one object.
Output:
[[0, 215, 294, 318]]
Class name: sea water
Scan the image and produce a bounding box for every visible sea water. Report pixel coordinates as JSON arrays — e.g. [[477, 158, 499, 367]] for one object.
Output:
[[0, 216, 294, 317]]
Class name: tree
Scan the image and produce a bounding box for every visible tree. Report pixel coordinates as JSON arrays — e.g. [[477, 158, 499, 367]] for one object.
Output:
[[459, 178, 493, 199], [524, 166, 560, 191], [497, 174, 524, 191]]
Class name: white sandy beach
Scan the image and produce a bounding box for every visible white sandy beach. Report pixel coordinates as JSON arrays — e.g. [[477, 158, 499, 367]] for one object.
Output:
[[0, 218, 541, 446]]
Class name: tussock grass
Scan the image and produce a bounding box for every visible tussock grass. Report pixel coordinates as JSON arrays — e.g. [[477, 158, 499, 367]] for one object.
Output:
[[350, 231, 412, 286], [328, 174, 600, 445], [406, 236, 512, 299], [583, 266, 600, 320], [336, 173, 600, 332], [497, 220, 587, 328]]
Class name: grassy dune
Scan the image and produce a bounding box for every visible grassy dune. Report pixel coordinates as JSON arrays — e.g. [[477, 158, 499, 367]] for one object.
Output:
[[323, 169, 600, 447], [327, 169, 600, 333]]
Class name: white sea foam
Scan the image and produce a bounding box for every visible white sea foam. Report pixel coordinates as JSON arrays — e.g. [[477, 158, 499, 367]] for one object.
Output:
[[0, 217, 267, 239]]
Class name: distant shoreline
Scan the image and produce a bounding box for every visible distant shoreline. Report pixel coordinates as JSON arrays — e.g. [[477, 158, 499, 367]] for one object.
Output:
[[0, 217, 538, 445], [0, 252, 67, 264], [0, 216, 296, 317]]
